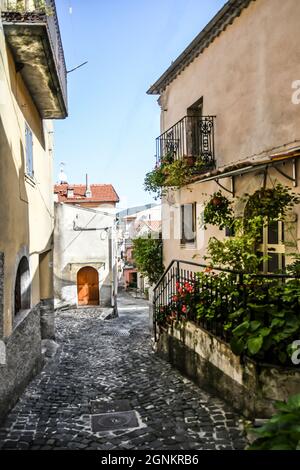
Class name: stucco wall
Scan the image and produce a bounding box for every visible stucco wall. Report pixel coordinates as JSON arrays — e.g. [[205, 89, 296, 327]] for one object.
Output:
[[54, 203, 117, 308], [160, 0, 300, 166], [0, 36, 54, 336], [0, 11, 55, 421], [162, 153, 300, 268]]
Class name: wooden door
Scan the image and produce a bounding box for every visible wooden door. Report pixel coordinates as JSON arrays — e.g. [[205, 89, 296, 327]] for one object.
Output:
[[77, 267, 99, 306]]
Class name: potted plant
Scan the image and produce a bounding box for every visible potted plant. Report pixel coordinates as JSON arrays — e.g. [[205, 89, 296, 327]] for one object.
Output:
[[203, 191, 234, 229]]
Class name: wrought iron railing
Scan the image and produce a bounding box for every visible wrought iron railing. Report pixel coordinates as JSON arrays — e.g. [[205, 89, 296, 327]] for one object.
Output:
[[153, 259, 300, 342], [156, 115, 215, 170]]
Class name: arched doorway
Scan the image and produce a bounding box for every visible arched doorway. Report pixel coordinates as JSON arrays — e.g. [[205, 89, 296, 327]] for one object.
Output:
[[77, 267, 99, 306], [14, 256, 31, 315]]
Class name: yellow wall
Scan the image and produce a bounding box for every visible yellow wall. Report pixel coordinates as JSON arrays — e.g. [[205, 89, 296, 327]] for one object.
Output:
[[0, 32, 54, 336]]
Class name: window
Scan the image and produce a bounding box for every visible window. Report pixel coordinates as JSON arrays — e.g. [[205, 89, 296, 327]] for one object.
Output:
[[181, 203, 196, 245], [14, 256, 31, 315], [25, 123, 33, 177]]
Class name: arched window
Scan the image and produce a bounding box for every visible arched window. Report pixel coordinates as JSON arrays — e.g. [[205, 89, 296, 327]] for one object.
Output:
[[14, 256, 31, 315]]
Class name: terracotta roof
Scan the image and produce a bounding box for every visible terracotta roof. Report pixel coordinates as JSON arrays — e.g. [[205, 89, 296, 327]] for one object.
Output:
[[54, 184, 119, 204]]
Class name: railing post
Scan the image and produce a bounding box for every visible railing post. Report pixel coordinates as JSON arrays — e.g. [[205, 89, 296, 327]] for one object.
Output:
[[153, 290, 157, 343]]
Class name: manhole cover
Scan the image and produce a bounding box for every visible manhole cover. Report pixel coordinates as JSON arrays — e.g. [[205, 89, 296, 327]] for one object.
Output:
[[90, 399, 131, 414], [91, 410, 139, 432]]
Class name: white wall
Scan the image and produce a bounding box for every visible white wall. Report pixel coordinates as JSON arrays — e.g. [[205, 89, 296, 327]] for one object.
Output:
[[54, 203, 117, 308]]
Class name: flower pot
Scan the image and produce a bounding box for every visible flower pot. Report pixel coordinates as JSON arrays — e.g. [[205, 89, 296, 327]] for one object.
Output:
[[185, 156, 196, 167], [211, 196, 223, 207]]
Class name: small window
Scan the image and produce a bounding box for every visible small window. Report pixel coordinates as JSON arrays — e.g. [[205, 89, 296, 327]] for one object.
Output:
[[25, 123, 34, 177], [181, 203, 196, 245], [14, 256, 31, 315]]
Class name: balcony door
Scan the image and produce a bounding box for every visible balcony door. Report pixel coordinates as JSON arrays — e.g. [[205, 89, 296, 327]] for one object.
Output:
[[187, 98, 203, 157]]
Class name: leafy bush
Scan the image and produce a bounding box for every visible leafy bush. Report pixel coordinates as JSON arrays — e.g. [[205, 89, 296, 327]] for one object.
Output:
[[132, 236, 164, 285], [192, 272, 300, 365], [205, 217, 266, 272], [248, 394, 300, 450]]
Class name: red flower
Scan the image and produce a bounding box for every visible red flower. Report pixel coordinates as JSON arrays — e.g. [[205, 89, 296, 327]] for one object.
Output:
[[172, 295, 178, 302], [176, 282, 180, 289], [182, 305, 187, 313]]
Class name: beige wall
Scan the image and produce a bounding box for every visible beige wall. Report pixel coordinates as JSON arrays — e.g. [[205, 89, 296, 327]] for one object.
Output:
[[156, 0, 300, 268], [162, 160, 300, 268], [0, 30, 54, 336], [160, 0, 300, 166]]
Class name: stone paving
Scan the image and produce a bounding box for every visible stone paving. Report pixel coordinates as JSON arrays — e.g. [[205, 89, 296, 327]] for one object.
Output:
[[0, 292, 245, 450]]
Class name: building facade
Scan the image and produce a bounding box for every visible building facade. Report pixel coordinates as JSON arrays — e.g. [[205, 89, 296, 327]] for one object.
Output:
[[0, 0, 67, 421], [118, 205, 161, 292], [148, 0, 300, 270], [54, 183, 119, 310]]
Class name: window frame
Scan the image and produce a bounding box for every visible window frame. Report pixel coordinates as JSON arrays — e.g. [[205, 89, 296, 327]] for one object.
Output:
[[25, 122, 34, 178], [180, 203, 197, 246], [256, 218, 285, 273]]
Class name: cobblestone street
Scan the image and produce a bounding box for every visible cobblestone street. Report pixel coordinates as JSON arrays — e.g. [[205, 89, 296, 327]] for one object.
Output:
[[0, 292, 245, 450]]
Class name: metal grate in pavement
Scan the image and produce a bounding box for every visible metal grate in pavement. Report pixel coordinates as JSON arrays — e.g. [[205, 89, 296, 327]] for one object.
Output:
[[91, 410, 139, 432]]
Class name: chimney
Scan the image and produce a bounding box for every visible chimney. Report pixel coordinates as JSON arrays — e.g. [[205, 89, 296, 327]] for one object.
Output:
[[67, 186, 74, 198], [85, 173, 91, 197]]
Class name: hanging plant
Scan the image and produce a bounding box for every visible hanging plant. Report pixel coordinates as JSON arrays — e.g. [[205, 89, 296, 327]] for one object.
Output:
[[144, 156, 193, 200], [245, 184, 300, 221], [203, 191, 234, 229]]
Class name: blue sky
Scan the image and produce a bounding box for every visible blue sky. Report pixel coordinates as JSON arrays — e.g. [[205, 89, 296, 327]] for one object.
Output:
[[54, 0, 226, 209]]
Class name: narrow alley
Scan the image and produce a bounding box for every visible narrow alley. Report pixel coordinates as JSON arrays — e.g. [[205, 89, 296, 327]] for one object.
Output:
[[0, 292, 245, 451]]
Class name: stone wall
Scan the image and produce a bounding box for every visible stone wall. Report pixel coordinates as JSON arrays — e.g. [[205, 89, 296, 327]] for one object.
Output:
[[0, 252, 3, 338], [157, 321, 300, 418], [0, 306, 43, 423]]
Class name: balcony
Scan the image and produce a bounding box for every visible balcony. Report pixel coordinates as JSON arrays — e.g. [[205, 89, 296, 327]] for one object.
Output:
[[156, 115, 215, 171], [1, 0, 67, 119]]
